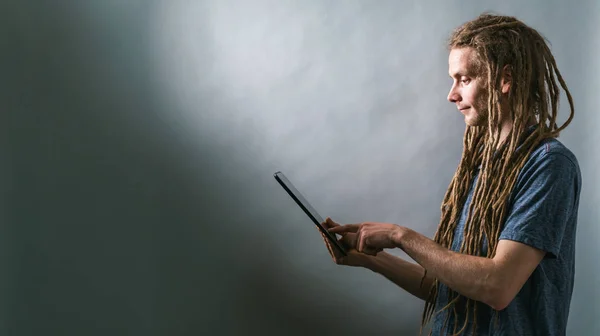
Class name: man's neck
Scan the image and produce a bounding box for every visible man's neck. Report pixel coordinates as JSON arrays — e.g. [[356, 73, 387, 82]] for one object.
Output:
[[496, 116, 537, 150]]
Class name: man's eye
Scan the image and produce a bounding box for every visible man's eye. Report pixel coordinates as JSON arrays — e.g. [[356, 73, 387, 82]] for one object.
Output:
[[461, 78, 471, 84]]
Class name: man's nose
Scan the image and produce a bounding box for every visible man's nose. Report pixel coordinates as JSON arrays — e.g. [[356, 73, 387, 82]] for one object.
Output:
[[447, 88, 461, 103]]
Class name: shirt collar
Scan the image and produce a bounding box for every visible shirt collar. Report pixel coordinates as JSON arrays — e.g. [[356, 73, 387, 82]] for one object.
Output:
[[476, 124, 539, 171]]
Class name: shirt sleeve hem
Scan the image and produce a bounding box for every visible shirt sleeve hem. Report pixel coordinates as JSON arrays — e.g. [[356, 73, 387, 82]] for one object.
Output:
[[499, 230, 559, 258]]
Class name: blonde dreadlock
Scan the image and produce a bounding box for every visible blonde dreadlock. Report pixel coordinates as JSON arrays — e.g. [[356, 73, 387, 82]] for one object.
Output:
[[420, 13, 575, 335]]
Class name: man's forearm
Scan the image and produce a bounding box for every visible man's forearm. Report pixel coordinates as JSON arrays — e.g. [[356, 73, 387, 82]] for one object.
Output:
[[362, 251, 434, 301], [392, 228, 501, 309]]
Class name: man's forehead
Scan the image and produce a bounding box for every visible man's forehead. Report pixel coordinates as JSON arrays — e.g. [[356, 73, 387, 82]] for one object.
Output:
[[448, 48, 479, 76]]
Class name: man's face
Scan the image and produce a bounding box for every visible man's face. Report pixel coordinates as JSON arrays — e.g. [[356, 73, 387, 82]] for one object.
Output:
[[447, 47, 489, 126]]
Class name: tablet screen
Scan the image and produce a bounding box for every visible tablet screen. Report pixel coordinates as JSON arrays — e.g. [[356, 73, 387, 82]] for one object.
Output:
[[274, 171, 347, 256]]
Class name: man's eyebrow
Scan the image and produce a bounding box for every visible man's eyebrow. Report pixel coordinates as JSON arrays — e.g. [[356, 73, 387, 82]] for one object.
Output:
[[449, 70, 469, 77]]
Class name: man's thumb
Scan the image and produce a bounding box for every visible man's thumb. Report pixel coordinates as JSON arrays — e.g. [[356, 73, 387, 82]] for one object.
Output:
[[325, 217, 340, 227]]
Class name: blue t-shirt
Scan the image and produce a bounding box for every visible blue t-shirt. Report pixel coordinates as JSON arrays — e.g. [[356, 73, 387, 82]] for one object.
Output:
[[431, 132, 582, 335]]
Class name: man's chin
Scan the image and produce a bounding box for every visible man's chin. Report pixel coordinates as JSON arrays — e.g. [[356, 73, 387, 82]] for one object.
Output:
[[465, 116, 486, 127]]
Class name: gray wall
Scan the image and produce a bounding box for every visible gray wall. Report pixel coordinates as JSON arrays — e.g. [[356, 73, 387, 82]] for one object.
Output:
[[3, 1, 598, 335]]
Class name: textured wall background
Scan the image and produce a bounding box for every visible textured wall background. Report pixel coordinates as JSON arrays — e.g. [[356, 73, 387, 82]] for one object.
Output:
[[3, 0, 598, 335]]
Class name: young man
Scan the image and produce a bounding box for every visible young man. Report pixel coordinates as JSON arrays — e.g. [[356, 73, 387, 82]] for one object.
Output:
[[320, 13, 582, 336]]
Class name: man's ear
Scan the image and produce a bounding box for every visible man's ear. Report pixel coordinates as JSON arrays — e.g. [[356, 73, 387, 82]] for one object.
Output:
[[501, 65, 512, 94]]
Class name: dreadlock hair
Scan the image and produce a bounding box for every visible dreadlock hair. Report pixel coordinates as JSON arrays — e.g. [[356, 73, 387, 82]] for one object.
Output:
[[420, 13, 574, 335]]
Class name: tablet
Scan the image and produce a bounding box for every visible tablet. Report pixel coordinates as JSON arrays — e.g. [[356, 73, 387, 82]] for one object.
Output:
[[274, 171, 347, 256]]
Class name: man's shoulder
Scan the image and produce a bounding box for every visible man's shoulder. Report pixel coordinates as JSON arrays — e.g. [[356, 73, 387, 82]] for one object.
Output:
[[522, 137, 581, 177], [511, 137, 582, 199], [528, 137, 579, 168]]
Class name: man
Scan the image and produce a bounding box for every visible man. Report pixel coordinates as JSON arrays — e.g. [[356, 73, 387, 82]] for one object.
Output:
[[320, 13, 582, 336]]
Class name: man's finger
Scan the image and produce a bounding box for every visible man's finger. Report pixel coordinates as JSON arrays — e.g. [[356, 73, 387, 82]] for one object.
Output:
[[357, 230, 365, 252], [322, 235, 334, 256], [363, 246, 382, 256], [322, 217, 341, 230], [328, 224, 360, 234], [317, 228, 335, 258], [324, 217, 341, 228], [317, 227, 345, 262]]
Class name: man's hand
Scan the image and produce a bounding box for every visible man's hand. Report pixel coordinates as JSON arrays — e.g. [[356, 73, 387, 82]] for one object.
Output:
[[319, 218, 435, 302], [317, 217, 376, 267], [328, 222, 404, 255]]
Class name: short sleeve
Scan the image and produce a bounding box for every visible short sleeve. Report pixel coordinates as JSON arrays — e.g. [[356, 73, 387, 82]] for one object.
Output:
[[499, 151, 580, 258]]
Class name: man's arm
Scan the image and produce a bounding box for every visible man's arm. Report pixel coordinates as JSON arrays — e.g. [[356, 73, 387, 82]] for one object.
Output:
[[361, 251, 434, 301], [392, 227, 545, 311], [329, 150, 577, 310], [390, 151, 579, 310]]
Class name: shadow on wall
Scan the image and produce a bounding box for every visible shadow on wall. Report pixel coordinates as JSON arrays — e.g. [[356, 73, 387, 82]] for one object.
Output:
[[3, 2, 423, 335]]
